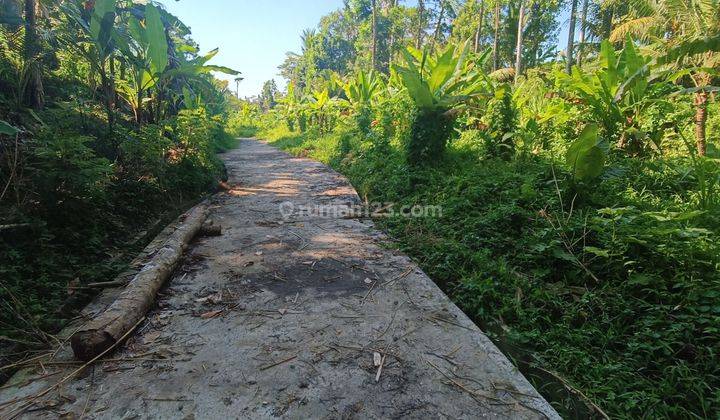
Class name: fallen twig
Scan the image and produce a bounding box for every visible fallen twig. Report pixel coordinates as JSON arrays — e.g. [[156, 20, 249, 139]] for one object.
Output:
[[382, 268, 413, 288], [375, 354, 387, 382], [1, 317, 146, 419], [425, 358, 504, 404], [533, 365, 609, 419], [259, 355, 297, 371]]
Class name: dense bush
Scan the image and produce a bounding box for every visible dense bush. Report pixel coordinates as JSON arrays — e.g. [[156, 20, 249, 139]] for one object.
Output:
[[0, 99, 232, 361]]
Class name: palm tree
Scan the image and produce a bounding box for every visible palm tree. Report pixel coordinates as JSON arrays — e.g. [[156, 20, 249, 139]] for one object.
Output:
[[474, 0, 486, 53], [609, 0, 719, 155], [566, 0, 579, 73], [371, 0, 378, 69], [300, 29, 316, 54], [492, 0, 501, 70], [24, 0, 43, 109], [577, 0, 589, 66], [514, 0, 527, 83]]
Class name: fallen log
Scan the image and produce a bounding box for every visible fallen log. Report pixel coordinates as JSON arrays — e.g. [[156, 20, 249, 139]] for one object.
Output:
[[69, 204, 209, 361], [199, 221, 222, 237]]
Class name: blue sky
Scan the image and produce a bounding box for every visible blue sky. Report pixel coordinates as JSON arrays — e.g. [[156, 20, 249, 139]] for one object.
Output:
[[159, 0, 345, 98], [160, 0, 572, 98]]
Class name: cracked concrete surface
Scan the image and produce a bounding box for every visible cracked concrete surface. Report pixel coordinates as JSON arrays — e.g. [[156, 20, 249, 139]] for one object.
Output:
[[0, 139, 559, 419]]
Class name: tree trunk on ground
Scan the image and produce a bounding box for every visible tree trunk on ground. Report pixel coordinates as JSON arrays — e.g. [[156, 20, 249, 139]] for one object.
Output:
[[70, 205, 209, 361], [566, 0, 578, 74], [475, 0, 485, 53], [371, 0, 377, 70], [577, 0, 588, 66], [695, 90, 708, 156], [492, 1, 500, 70], [23, 0, 43, 109], [514, 1, 525, 83]]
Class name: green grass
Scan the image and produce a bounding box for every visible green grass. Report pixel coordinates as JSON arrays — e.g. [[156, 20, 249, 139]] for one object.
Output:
[[261, 124, 720, 419]]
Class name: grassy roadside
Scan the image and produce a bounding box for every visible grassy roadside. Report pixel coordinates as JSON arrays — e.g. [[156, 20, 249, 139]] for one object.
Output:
[[259, 124, 720, 418], [0, 131, 238, 383]]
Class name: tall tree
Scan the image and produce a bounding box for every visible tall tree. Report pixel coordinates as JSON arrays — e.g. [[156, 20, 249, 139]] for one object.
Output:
[[566, 0, 578, 73], [23, 0, 43, 109], [475, 0, 486, 53], [492, 0, 501, 70], [416, 0, 426, 48], [371, 0, 378, 69], [577, 0, 588, 66], [431, 0, 446, 48], [514, 0, 526, 82], [261, 79, 279, 110]]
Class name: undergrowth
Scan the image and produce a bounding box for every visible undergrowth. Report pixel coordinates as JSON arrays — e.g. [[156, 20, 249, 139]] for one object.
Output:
[[260, 123, 720, 419]]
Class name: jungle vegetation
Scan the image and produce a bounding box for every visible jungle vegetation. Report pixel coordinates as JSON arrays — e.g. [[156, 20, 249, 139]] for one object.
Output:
[[248, 0, 720, 417], [1, 0, 719, 417], [0, 0, 242, 379]]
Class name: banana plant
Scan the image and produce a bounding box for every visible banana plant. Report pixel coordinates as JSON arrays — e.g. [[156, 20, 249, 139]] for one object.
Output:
[[556, 36, 660, 154], [342, 70, 384, 132], [566, 124, 607, 181], [59, 0, 120, 129], [277, 82, 306, 131], [307, 88, 336, 133], [343, 70, 383, 106], [114, 3, 169, 123], [159, 47, 239, 118], [392, 40, 490, 165]]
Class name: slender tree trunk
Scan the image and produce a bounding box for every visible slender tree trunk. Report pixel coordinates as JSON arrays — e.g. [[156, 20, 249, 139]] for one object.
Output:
[[492, 1, 500, 70], [23, 0, 43, 109], [416, 0, 425, 48], [474, 0, 486, 53], [514, 1, 525, 83], [695, 91, 708, 156], [371, 0, 378, 70], [388, 0, 396, 69], [110, 57, 117, 104], [99, 69, 115, 133], [566, 0, 578, 73], [577, 0, 588, 66], [602, 6, 614, 40], [432, 0, 446, 49]]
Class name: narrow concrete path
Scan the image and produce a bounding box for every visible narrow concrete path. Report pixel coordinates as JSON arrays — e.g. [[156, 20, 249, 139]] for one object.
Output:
[[0, 139, 558, 419]]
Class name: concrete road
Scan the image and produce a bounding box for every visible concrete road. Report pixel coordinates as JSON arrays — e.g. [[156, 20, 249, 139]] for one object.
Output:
[[0, 139, 559, 419]]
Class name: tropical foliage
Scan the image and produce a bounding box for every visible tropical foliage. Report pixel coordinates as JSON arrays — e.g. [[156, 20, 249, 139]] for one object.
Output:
[[0, 0, 242, 377], [2, 0, 720, 417], [250, 0, 720, 417]]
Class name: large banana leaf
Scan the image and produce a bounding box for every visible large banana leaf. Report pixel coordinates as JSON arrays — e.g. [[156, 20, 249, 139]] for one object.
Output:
[[427, 45, 457, 94], [89, 0, 117, 57], [144, 4, 168, 75], [566, 124, 606, 181], [657, 34, 720, 65], [395, 67, 434, 109]]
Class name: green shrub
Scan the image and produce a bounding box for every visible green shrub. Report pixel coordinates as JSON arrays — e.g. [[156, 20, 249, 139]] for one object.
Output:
[[407, 108, 454, 165], [484, 85, 517, 159], [262, 116, 720, 418], [121, 124, 172, 182], [30, 130, 113, 224], [167, 109, 224, 195]]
